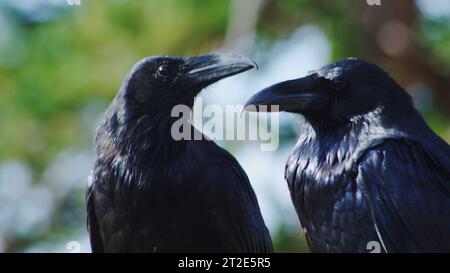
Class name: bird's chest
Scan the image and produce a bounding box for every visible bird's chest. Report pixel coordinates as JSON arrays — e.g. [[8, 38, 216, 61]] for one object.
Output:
[[287, 152, 356, 222], [285, 146, 378, 252], [97, 155, 216, 250]]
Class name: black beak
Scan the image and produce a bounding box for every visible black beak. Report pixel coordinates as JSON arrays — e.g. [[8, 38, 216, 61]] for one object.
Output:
[[244, 75, 318, 112], [183, 53, 256, 89]]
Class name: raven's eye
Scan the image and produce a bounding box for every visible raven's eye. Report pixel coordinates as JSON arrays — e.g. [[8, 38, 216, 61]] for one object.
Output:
[[330, 79, 346, 90], [156, 64, 171, 79]]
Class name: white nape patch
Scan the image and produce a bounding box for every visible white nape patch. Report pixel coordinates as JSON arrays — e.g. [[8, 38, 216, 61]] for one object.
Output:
[[317, 66, 343, 80]]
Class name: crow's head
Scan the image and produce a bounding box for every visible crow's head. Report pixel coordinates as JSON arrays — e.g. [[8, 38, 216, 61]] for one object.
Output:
[[245, 58, 413, 126], [97, 53, 255, 151], [118, 53, 256, 116]]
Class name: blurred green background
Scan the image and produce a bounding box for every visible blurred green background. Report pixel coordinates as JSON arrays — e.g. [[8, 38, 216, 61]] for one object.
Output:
[[0, 0, 449, 252]]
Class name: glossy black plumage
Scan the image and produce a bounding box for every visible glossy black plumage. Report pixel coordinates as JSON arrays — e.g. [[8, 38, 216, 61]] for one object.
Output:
[[87, 53, 272, 253], [245, 58, 450, 252]]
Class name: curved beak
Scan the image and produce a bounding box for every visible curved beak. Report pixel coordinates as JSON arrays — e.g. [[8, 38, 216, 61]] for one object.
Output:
[[244, 75, 318, 112], [183, 53, 257, 89]]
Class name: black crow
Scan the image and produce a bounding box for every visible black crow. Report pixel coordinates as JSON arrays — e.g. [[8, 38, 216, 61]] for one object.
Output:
[[87, 53, 272, 253], [245, 58, 450, 253]]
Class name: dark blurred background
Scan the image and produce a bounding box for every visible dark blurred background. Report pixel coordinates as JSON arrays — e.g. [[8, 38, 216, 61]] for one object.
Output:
[[0, 0, 448, 252]]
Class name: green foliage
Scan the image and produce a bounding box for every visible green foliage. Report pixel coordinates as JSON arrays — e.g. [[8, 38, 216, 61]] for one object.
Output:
[[420, 18, 450, 66], [273, 225, 310, 253]]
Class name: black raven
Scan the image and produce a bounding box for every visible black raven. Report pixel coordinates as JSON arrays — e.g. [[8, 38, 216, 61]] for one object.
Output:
[[245, 58, 450, 253], [87, 53, 272, 253]]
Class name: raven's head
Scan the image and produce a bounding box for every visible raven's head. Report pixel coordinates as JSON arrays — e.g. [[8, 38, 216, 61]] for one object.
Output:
[[245, 58, 413, 127], [97, 53, 255, 153], [118, 53, 256, 115]]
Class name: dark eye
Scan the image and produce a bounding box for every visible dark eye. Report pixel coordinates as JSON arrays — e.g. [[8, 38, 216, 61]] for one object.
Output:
[[156, 64, 171, 79], [330, 79, 346, 90]]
